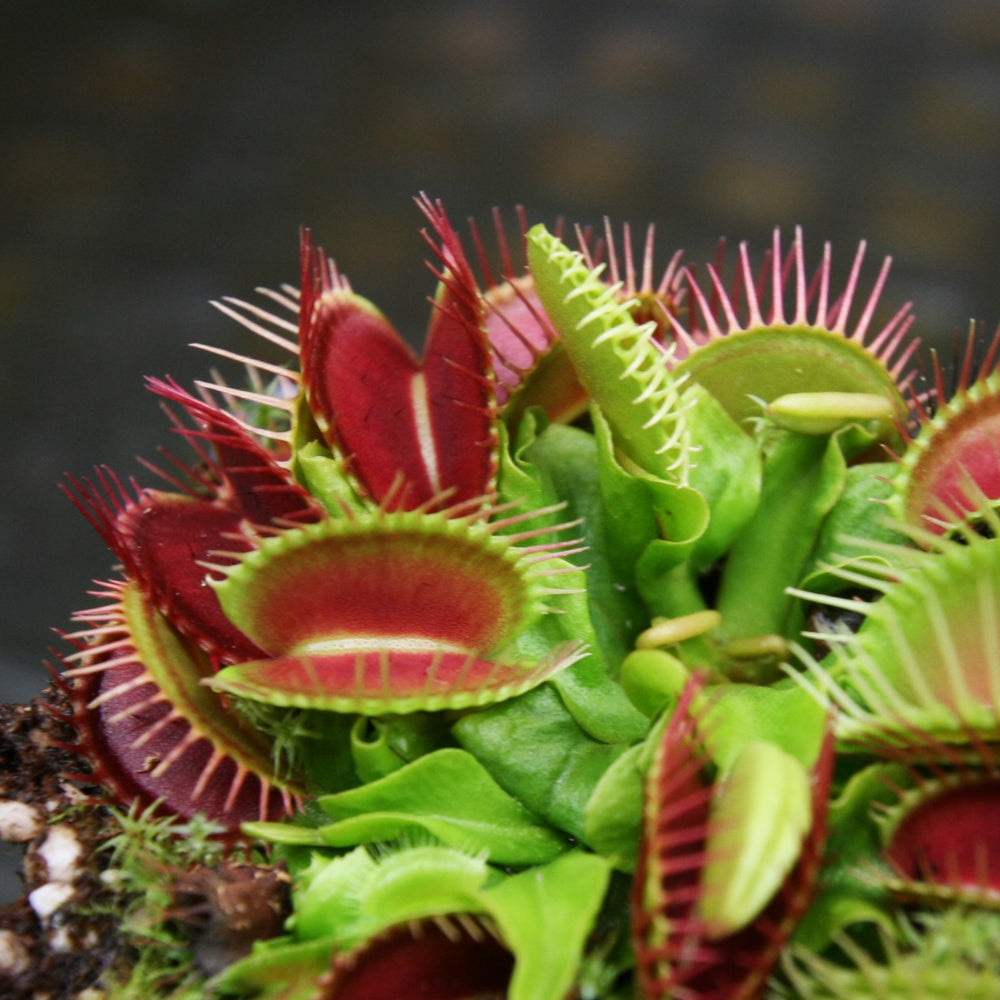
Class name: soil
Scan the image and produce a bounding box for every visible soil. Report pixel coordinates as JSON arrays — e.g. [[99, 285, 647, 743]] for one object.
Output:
[[0, 686, 296, 1000], [0, 688, 131, 1000]]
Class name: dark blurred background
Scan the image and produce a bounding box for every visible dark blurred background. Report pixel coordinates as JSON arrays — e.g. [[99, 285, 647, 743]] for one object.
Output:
[[4, 0, 1000, 707]]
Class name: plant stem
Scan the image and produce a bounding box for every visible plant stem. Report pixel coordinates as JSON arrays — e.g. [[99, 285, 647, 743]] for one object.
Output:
[[715, 431, 843, 645]]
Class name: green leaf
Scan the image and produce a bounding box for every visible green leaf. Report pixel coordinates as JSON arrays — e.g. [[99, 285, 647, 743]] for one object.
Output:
[[682, 382, 762, 570], [589, 404, 717, 662], [715, 430, 847, 644], [495, 410, 566, 534], [291, 438, 369, 517], [293, 709, 361, 796], [524, 415, 641, 663], [481, 851, 612, 1000], [767, 390, 896, 437], [590, 407, 661, 581], [591, 406, 710, 607], [316, 748, 568, 865], [240, 821, 329, 847], [700, 681, 829, 774], [792, 761, 900, 952], [454, 683, 628, 843], [348, 713, 453, 785], [583, 741, 645, 872], [499, 413, 650, 744], [800, 461, 912, 594]]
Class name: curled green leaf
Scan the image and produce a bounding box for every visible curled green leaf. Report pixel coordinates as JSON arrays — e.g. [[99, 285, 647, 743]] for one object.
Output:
[[316, 748, 568, 865]]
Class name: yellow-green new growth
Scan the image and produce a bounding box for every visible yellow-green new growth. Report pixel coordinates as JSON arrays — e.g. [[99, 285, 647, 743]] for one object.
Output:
[[526, 224, 691, 485]]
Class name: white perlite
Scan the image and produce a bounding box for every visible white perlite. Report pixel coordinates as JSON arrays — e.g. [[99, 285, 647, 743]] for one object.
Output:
[[28, 880, 76, 922], [47, 923, 75, 953], [0, 928, 31, 975], [24, 823, 86, 926], [0, 799, 44, 842], [36, 823, 84, 883]]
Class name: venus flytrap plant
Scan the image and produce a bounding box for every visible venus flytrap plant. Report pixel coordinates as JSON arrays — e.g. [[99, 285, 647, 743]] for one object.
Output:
[[776, 910, 1000, 1000], [465, 208, 589, 430], [53, 200, 591, 837], [295, 198, 498, 513], [631, 678, 835, 1000], [525, 228, 736, 671], [527, 223, 692, 486], [671, 231, 917, 677], [586, 216, 687, 342], [525, 226, 918, 681], [202, 501, 589, 716], [666, 227, 918, 424], [888, 322, 1000, 534], [790, 508, 1000, 753], [871, 764, 1000, 906], [56, 576, 300, 829], [32, 196, 1000, 1000], [766, 391, 897, 439], [215, 840, 611, 1000], [471, 212, 686, 434], [777, 350, 1000, 964]]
